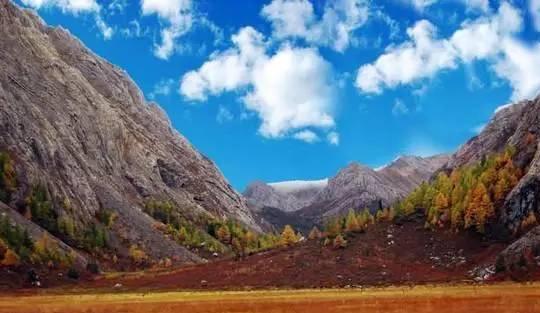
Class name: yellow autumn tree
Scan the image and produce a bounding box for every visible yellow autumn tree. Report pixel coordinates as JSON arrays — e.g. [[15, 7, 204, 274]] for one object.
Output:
[[465, 183, 494, 233], [345, 209, 361, 232], [280, 225, 298, 246], [1, 249, 20, 267]]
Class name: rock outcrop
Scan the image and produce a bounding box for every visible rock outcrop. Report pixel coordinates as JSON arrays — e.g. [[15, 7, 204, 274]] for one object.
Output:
[[0, 0, 258, 264]]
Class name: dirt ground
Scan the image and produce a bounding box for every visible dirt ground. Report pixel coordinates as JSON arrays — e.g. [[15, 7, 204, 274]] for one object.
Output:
[[85, 218, 509, 291]]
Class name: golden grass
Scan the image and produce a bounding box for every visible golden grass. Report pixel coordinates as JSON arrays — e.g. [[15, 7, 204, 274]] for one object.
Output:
[[1, 282, 540, 313]]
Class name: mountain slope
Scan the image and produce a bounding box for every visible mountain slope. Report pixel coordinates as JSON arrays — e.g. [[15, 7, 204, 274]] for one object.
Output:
[[245, 155, 449, 229], [0, 0, 258, 266]]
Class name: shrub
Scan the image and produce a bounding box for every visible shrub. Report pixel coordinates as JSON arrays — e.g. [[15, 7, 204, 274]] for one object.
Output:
[[86, 262, 100, 274], [129, 245, 148, 265], [67, 268, 80, 280], [0, 152, 16, 203], [333, 234, 347, 249]]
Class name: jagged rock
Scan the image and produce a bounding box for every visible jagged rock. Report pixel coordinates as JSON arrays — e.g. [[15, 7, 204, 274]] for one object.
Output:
[[0, 0, 259, 264]]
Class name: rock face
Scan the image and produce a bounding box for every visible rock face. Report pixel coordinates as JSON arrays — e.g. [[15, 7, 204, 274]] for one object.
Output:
[[297, 154, 450, 223], [245, 155, 449, 228], [0, 0, 258, 264]]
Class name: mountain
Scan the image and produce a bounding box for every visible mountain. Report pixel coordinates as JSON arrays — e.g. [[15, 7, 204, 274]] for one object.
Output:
[[435, 98, 540, 272], [0, 0, 258, 267], [245, 154, 449, 229], [244, 179, 327, 212]]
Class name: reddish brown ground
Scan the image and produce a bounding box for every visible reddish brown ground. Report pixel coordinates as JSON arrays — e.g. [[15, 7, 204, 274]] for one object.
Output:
[[86, 217, 510, 291]]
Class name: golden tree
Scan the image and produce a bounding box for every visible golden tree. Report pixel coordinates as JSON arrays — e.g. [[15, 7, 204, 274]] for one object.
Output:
[[1, 248, 19, 267], [345, 209, 361, 232], [466, 182, 494, 233], [280, 225, 298, 246]]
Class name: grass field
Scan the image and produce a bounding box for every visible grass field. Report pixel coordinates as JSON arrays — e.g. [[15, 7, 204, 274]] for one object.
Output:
[[1, 283, 539, 313]]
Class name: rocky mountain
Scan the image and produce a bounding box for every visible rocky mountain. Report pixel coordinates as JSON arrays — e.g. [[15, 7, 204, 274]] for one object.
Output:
[[244, 179, 327, 212], [297, 154, 450, 224], [0, 0, 258, 266], [440, 99, 539, 234], [245, 154, 449, 228]]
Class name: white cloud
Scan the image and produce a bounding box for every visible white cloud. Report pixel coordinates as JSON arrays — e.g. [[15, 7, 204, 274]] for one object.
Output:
[[493, 39, 540, 101], [356, 20, 456, 94], [356, 2, 540, 101], [180, 27, 338, 141], [530, 0, 540, 32], [141, 0, 194, 59], [261, 0, 369, 52], [327, 131, 340, 145], [20, 0, 113, 39], [216, 106, 234, 124], [22, 0, 99, 13], [392, 99, 409, 115], [406, 0, 438, 11], [293, 130, 319, 143], [463, 0, 490, 12], [149, 78, 175, 99]]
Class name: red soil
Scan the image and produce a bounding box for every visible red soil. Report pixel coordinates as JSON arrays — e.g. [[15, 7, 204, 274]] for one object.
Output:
[[88, 217, 509, 291]]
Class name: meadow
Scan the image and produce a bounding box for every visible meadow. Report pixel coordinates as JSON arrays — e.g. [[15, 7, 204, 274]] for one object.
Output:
[[1, 283, 539, 313]]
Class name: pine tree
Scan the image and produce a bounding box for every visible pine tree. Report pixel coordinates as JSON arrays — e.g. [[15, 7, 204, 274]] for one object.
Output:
[[308, 226, 322, 240], [345, 209, 361, 232], [466, 182, 494, 233], [280, 225, 298, 246]]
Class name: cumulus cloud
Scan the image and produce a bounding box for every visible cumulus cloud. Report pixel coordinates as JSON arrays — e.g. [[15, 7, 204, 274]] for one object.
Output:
[[356, 2, 540, 101], [261, 0, 369, 52], [141, 0, 194, 59], [180, 27, 338, 142], [20, 0, 113, 39], [356, 20, 456, 94]]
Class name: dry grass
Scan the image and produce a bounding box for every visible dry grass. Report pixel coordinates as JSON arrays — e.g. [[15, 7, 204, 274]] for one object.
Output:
[[1, 282, 540, 313]]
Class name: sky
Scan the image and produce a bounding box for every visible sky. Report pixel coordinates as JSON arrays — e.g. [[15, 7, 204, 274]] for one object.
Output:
[[13, 0, 540, 191]]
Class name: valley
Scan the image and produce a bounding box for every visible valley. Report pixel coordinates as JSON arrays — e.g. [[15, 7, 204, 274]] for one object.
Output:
[[1, 2, 540, 312]]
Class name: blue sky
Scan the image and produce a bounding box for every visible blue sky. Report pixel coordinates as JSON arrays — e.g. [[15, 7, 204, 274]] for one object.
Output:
[[14, 0, 540, 191]]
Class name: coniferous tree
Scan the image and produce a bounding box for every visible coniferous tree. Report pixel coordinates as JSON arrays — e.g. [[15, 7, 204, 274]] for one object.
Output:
[[345, 209, 361, 232], [280, 225, 298, 246]]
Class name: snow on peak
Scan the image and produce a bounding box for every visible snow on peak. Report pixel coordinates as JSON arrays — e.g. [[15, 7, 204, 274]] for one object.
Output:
[[269, 179, 328, 193]]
